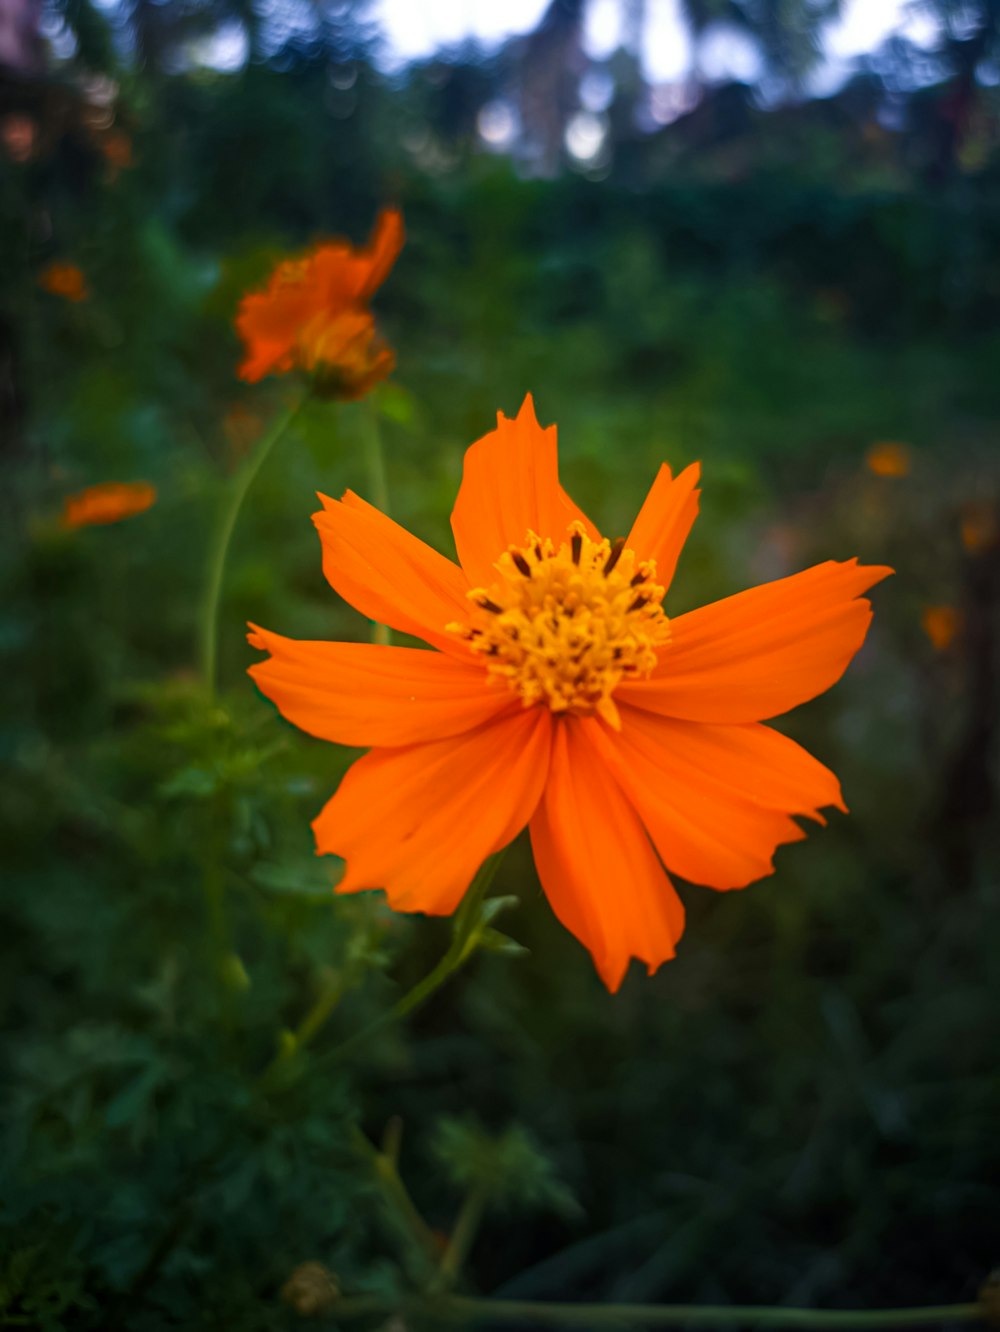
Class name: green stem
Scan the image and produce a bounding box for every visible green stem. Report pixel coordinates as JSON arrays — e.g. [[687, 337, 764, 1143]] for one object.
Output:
[[351, 1125, 442, 1277], [122, 855, 509, 1313], [324, 850, 506, 1064], [361, 394, 391, 517], [438, 1181, 492, 1290], [322, 1295, 987, 1329], [293, 968, 347, 1050], [255, 968, 347, 1092], [360, 396, 391, 645], [200, 395, 306, 696]]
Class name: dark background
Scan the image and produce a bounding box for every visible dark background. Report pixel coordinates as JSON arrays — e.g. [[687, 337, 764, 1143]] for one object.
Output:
[[1, 0, 999, 1326]]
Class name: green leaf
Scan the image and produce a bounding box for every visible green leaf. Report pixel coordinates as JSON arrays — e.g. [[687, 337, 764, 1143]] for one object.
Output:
[[477, 927, 529, 958], [158, 765, 218, 800], [430, 1117, 580, 1220], [249, 859, 338, 900]]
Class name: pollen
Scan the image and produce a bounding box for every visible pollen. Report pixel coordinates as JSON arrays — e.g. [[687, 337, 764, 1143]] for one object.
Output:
[[449, 522, 670, 729]]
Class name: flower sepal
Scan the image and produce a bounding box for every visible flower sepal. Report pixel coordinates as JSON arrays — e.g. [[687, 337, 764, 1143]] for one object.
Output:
[[458, 894, 527, 960], [476, 926, 530, 959]]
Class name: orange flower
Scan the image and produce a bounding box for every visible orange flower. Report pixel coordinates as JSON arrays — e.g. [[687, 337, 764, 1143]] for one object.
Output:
[[62, 481, 157, 529], [1, 112, 38, 163], [921, 605, 962, 651], [235, 209, 404, 394], [249, 398, 891, 991], [38, 261, 89, 303], [101, 129, 133, 171], [959, 502, 998, 555], [865, 441, 911, 478]]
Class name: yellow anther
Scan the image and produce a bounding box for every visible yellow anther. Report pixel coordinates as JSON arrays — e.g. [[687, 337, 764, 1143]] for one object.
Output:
[[451, 522, 669, 728]]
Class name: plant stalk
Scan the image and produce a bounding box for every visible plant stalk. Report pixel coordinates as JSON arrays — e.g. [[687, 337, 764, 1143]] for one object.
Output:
[[438, 1181, 492, 1290], [325, 1295, 986, 1329], [351, 1125, 442, 1277], [360, 396, 391, 645], [324, 850, 506, 1064], [200, 395, 305, 696]]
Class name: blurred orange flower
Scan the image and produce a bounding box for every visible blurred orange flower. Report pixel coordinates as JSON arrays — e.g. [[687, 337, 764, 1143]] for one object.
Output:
[[101, 129, 133, 174], [223, 402, 264, 462], [235, 208, 404, 395], [249, 397, 891, 992], [38, 261, 89, 303], [959, 501, 998, 554], [62, 482, 157, 529], [1, 112, 37, 163], [865, 441, 911, 478], [921, 605, 962, 651]]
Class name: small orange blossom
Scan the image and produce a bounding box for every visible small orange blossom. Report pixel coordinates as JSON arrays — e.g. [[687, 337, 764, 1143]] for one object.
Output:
[[38, 261, 89, 302], [865, 441, 911, 478], [249, 398, 892, 991], [921, 605, 961, 651], [62, 481, 157, 529], [2, 112, 37, 163], [101, 129, 133, 172], [959, 501, 998, 555], [235, 208, 404, 394]]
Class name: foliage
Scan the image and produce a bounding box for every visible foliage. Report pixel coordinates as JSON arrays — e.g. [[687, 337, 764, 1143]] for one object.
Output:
[[1, 21, 999, 1331]]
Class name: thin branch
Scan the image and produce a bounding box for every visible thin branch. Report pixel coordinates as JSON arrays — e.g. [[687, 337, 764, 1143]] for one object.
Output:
[[326, 1293, 986, 1329]]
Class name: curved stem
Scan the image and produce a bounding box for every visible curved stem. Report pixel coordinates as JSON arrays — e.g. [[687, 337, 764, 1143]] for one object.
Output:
[[123, 854, 510, 1313], [200, 395, 306, 696], [255, 967, 347, 1094], [325, 850, 506, 1064], [438, 1181, 491, 1290], [360, 396, 391, 645], [325, 1295, 986, 1329], [361, 394, 390, 518], [350, 1125, 442, 1278]]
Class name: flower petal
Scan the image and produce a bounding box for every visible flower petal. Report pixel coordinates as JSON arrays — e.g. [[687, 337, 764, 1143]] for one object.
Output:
[[450, 395, 600, 587], [587, 704, 845, 891], [313, 491, 473, 657], [529, 717, 685, 992], [235, 287, 304, 382], [356, 207, 405, 300], [626, 462, 700, 592], [248, 625, 512, 748], [61, 481, 157, 529], [619, 559, 893, 722], [314, 707, 553, 914]]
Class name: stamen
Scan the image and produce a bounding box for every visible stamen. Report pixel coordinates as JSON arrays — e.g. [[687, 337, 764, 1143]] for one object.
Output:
[[452, 523, 669, 724], [603, 538, 625, 577]]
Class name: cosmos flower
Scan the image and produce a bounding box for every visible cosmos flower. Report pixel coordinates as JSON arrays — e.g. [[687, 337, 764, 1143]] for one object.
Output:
[[865, 441, 911, 478], [921, 605, 961, 651], [249, 398, 891, 991], [959, 501, 998, 555], [38, 261, 89, 302], [61, 481, 157, 529], [235, 208, 404, 396]]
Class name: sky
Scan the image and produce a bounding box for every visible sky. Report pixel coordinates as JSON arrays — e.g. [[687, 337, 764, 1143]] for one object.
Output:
[[374, 0, 941, 88]]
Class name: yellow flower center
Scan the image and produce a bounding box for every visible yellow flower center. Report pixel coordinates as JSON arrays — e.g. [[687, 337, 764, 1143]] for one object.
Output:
[[449, 522, 670, 729]]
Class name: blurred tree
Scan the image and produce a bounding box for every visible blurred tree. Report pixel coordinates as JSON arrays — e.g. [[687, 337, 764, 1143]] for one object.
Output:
[[676, 0, 843, 92], [919, 0, 1000, 177], [517, 0, 587, 174], [0, 0, 45, 74]]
